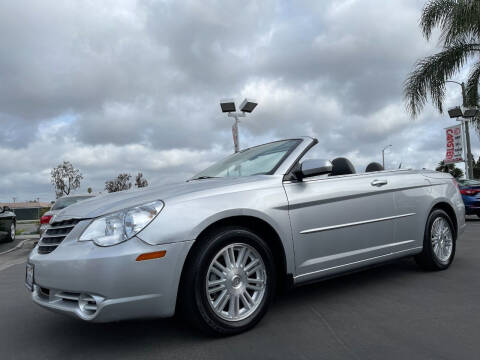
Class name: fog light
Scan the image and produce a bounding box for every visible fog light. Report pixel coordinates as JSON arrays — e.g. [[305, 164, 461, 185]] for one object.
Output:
[[78, 293, 98, 316]]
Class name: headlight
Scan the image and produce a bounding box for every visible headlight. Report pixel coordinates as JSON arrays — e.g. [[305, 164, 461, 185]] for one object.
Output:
[[79, 200, 164, 246]]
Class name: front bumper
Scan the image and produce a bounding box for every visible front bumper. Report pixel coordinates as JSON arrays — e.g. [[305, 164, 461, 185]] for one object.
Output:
[[28, 236, 193, 322]]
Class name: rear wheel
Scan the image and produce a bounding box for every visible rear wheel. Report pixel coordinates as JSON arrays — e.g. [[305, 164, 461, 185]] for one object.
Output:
[[6, 222, 15, 242], [415, 209, 455, 270], [180, 227, 276, 335]]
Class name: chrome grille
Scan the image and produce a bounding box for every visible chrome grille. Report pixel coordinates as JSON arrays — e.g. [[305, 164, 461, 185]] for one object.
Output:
[[38, 219, 80, 254]]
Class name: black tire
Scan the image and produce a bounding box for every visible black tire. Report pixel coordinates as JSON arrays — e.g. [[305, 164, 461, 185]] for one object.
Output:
[[415, 209, 456, 270], [5, 221, 15, 242], [180, 226, 276, 336]]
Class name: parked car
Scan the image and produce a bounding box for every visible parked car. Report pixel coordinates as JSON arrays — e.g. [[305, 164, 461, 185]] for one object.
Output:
[[40, 195, 95, 236], [0, 206, 16, 243], [457, 179, 480, 217], [26, 137, 465, 335]]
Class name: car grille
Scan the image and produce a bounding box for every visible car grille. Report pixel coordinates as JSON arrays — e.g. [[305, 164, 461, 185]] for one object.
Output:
[[38, 219, 81, 254]]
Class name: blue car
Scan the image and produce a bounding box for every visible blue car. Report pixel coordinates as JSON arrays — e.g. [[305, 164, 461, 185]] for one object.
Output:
[[458, 179, 480, 217]]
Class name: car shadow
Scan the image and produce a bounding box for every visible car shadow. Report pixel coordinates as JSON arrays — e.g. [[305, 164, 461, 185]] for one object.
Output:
[[32, 257, 422, 348]]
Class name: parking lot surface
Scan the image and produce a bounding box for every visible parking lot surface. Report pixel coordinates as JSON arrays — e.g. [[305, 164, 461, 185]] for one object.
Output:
[[0, 220, 479, 360]]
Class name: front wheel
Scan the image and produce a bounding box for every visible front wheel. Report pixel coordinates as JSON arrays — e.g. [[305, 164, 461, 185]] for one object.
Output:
[[415, 209, 455, 270], [180, 227, 276, 335]]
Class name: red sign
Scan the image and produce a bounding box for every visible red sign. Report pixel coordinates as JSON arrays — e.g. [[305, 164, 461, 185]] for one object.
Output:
[[444, 124, 464, 164]]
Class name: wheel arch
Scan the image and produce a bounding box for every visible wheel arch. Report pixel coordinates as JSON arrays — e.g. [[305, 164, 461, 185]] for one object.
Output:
[[177, 215, 290, 309], [430, 201, 458, 239]]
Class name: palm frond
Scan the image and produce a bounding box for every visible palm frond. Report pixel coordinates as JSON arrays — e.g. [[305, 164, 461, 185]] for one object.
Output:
[[404, 40, 480, 117], [420, 0, 456, 40], [465, 60, 480, 106], [441, 1, 480, 45], [421, 0, 480, 45]]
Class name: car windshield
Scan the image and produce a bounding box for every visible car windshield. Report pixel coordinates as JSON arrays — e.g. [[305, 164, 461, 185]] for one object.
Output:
[[191, 139, 301, 179], [51, 196, 93, 210]]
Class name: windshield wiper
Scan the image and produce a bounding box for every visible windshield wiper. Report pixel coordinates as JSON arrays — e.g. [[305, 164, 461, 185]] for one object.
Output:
[[188, 176, 219, 181]]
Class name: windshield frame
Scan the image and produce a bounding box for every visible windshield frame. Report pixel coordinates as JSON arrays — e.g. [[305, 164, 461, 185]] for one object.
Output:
[[190, 138, 304, 180]]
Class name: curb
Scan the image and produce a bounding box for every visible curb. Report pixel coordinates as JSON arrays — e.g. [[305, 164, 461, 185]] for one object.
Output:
[[0, 238, 37, 256], [0, 240, 26, 256]]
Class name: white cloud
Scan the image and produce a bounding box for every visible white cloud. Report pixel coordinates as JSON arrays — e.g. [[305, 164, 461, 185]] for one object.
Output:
[[0, 0, 479, 202]]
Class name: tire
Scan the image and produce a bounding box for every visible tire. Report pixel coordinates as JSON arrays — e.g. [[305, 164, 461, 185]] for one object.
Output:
[[180, 226, 276, 336], [5, 222, 15, 242], [415, 209, 455, 270]]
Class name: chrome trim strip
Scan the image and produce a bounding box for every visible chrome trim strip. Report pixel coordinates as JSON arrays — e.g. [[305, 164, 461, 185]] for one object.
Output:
[[299, 240, 415, 268], [294, 246, 422, 280], [300, 213, 416, 234]]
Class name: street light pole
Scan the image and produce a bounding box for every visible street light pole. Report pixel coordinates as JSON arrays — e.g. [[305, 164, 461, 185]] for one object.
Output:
[[382, 145, 392, 169], [446, 80, 474, 179], [220, 99, 258, 153], [228, 112, 246, 153]]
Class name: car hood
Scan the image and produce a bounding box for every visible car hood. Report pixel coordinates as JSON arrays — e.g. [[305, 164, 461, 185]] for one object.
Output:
[[55, 175, 278, 220]]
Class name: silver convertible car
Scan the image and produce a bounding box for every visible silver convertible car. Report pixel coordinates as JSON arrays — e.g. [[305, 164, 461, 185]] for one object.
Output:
[[27, 137, 465, 335]]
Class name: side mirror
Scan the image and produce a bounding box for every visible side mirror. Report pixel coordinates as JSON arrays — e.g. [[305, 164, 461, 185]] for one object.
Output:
[[294, 159, 333, 180]]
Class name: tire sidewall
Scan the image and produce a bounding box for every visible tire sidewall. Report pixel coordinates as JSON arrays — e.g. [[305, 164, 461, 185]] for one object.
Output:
[[425, 209, 456, 269], [192, 227, 276, 334], [6, 222, 15, 242]]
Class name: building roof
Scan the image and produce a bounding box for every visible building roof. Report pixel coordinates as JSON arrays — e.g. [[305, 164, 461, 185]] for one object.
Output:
[[0, 202, 51, 209]]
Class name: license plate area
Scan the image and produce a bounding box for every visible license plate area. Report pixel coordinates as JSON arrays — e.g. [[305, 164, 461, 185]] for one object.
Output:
[[25, 263, 34, 291]]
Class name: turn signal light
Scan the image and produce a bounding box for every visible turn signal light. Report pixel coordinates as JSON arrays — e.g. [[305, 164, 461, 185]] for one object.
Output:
[[136, 250, 166, 261]]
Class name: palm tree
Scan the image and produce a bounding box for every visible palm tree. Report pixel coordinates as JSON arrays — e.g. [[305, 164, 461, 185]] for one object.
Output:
[[436, 160, 465, 178], [404, 0, 480, 131]]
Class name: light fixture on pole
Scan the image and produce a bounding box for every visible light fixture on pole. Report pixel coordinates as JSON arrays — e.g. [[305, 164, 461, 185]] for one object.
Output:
[[446, 80, 478, 179], [220, 98, 258, 153], [382, 145, 392, 169]]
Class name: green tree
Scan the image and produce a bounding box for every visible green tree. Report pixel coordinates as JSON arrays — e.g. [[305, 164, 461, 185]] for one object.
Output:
[[436, 160, 465, 178], [105, 173, 132, 193], [404, 0, 480, 131], [50, 161, 83, 198], [135, 172, 148, 188], [473, 155, 480, 178]]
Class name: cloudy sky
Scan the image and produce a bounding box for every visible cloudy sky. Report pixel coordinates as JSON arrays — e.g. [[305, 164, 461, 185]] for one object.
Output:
[[1, 0, 479, 202]]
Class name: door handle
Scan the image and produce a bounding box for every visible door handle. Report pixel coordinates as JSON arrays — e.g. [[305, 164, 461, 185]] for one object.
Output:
[[371, 179, 388, 187]]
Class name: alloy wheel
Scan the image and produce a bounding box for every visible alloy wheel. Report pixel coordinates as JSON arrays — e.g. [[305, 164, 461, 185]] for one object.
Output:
[[205, 243, 267, 322], [431, 217, 453, 263]]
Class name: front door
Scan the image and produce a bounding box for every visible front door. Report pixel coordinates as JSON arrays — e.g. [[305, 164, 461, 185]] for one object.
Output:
[[284, 172, 400, 282]]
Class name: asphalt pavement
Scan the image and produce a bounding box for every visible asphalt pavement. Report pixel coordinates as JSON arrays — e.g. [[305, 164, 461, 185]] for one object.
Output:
[[0, 220, 479, 360]]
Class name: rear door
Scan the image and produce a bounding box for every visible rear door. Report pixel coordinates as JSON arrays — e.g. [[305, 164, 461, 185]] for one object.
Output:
[[284, 172, 401, 282]]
